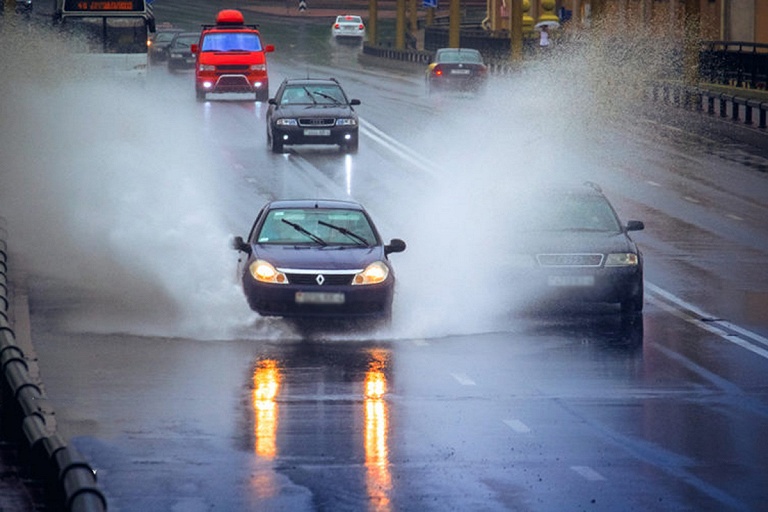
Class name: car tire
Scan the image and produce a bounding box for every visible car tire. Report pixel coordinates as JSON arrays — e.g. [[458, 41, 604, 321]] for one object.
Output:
[[196, 89, 206, 102], [270, 133, 284, 153], [256, 90, 269, 102]]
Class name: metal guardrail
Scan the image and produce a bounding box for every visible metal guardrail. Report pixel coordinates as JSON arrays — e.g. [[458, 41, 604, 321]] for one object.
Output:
[[700, 41, 768, 90], [0, 218, 107, 512], [649, 82, 768, 131]]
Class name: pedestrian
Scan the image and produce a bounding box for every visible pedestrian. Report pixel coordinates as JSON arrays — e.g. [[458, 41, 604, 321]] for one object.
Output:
[[539, 25, 550, 49]]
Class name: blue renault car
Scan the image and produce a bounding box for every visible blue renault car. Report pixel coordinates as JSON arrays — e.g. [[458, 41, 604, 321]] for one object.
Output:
[[231, 199, 406, 320]]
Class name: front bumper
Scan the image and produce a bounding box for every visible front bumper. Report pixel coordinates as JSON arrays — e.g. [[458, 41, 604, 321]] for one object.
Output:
[[242, 278, 394, 318], [510, 265, 643, 305], [271, 125, 358, 147], [196, 73, 268, 94]]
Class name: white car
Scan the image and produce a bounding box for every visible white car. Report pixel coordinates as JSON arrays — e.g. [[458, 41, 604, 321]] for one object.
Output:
[[332, 15, 366, 40]]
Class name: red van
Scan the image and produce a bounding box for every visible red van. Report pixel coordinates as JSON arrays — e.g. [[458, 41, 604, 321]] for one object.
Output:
[[191, 10, 275, 102]]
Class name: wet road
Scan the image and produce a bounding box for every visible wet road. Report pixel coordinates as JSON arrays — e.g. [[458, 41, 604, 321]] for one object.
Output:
[[4, 4, 768, 511]]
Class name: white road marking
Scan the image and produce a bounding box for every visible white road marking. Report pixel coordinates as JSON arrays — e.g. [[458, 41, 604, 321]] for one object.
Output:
[[647, 180, 662, 187], [503, 419, 531, 433], [682, 195, 700, 204], [647, 283, 768, 360], [571, 466, 606, 481], [725, 213, 744, 221], [412, 339, 430, 346], [450, 373, 477, 386]]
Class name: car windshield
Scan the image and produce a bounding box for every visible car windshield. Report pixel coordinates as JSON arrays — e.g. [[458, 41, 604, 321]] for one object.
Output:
[[172, 35, 199, 48], [437, 50, 483, 64], [201, 32, 262, 52], [280, 84, 346, 105], [522, 194, 623, 233], [154, 32, 179, 43], [257, 208, 376, 246]]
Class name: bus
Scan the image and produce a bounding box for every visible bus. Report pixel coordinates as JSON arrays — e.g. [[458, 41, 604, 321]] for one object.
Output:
[[54, 0, 156, 79]]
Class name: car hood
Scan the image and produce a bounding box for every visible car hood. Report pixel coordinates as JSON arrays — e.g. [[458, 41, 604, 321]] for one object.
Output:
[[510, 230, 637, 254], [272, 104, 356, 118], [252, 244, 385, 270]]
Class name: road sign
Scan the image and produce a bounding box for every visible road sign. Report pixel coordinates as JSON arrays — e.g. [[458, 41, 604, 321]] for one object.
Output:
[[298, 0, 307, 11], [423, 0, 437, 7]]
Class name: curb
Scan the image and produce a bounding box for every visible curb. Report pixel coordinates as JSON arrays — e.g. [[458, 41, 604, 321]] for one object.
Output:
[[0, 218, 107, 512]]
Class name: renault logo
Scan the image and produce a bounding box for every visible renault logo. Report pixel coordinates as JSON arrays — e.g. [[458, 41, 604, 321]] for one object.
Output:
[[316, 274, 325, 285]]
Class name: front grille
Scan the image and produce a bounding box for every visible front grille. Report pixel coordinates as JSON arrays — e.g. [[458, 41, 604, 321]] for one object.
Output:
[[298, 118, 335, 127], [286, 273, 355, 286], [217, 65, 249, 72], [536, 253, 604, 267]]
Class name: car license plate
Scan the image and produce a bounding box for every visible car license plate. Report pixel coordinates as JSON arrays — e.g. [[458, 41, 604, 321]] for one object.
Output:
[[304, 129, 331, 136], [451, 69, 471, 75], [548, 275, 594, 287], [295, 291, 345, 304]]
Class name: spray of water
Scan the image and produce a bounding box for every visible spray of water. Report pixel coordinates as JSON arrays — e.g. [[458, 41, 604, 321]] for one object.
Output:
[[387, 10, 685, 338], [0, 21, 255, 339]]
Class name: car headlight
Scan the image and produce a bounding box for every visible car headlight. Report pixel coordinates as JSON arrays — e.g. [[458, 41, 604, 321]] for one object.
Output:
[[250, 64, 267, 71], [352, 261, 389, 285], [276, 118, 298, 126], [249, 260, 289, 284], [199, 64, 215, 72], [605, 253, 639, 266], [336, 118, 357, 126]]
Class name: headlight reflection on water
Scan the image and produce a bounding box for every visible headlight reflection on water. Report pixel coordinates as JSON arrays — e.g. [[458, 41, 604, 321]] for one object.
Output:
[[364, 350, 392, 511]]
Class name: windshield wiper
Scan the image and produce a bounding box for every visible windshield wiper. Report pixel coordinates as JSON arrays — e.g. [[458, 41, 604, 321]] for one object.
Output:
[[281, 219, 326, 245], [302, 87, 319, 104], [312, 91, 343, 105], [318, 220, 368, 246]]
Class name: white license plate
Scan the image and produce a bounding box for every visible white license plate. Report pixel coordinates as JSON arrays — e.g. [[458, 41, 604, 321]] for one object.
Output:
[[304, 129, 331, 136], [295, 291, 345, 304], [450, 69, 471, 75], [548, 275, 595, 287]]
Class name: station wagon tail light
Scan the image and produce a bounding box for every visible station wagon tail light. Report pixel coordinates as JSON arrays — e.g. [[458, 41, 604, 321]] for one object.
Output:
[[353, 261, 389, 285], [605, 253, 639, 266], [359, 24, 364, 29], [250, 260, 288, 284], [334, 23, 340, 29]]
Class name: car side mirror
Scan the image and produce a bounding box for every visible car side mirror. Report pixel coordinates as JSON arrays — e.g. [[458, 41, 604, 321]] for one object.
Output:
[[190, 44, 198, 54], [231, 236, 251, 254], [350, 99, 361, 106], [626, 220, 644, 232], [385, 238, 406, 255], [264, 44, 275, 53], [268, 98, 277, 105]]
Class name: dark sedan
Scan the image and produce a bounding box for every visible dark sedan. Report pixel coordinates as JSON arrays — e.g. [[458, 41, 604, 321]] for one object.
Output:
[[232, 199, 406, 322], [266, 78, 360, 153], [505, 182, 644, 317], [167, 32, 201, 71], [426, 48, 488, 94]]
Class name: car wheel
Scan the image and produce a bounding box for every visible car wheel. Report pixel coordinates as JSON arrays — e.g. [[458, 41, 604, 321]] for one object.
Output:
[[270, 133, 284, 153], [196, 89, 206, 102], [256, 90, 269, 102]]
